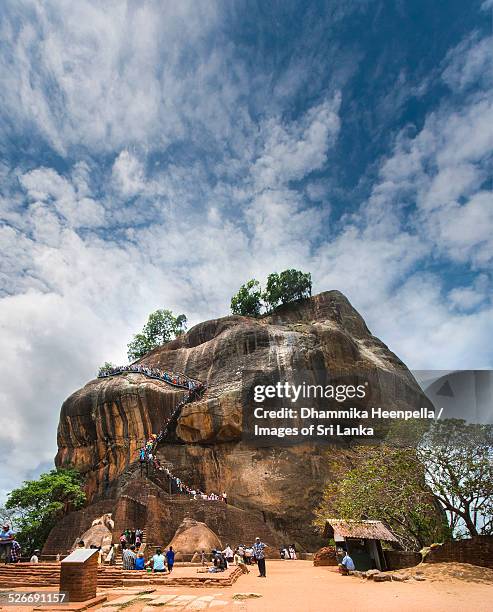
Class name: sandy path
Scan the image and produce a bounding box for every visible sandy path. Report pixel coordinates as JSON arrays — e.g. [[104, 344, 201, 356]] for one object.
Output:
[[227, 560, 493, 612]]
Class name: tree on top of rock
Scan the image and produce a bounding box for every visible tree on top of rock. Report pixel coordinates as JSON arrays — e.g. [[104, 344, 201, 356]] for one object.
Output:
[[230, 270, 312, 317], [127, 309, 187, 361], [231, 279, 263, 317], [263, 269, 312, 310]]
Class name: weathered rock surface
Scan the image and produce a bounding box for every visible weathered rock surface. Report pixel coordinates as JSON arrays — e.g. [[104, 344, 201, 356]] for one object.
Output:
[[73, 523, 112, 553], [167, 518, 223, 559], [53, 291, 432, 551]]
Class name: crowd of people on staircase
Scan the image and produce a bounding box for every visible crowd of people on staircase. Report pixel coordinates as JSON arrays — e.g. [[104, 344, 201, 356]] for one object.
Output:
[[98, 364, 203, 393], [119, 528, 144, 550]]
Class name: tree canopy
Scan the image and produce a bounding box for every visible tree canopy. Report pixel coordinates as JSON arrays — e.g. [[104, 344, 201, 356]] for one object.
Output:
[[231, 279, 263, 316], [314, 445, 450, 550], [263, 269, 312, 310], [230, 269, 312, 317], [127, 309, 187, 361], [417, 419, 493, 537], [5, 468, 86, 552]]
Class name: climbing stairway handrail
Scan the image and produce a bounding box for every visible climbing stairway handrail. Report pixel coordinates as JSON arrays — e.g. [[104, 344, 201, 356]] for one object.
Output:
[[98, 364, 204, 390]]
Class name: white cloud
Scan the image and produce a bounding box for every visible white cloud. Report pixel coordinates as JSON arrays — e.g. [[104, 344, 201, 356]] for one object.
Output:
[[252, 96, 341, 190]]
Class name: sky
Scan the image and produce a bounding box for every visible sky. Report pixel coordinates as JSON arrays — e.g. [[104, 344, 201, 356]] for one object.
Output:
[[0, 0, 492, 499]]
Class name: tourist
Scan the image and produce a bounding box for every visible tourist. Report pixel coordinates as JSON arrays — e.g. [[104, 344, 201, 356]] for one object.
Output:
[[213, 550, 227, 571], [222, 492, 227, 504], [30, 549, 40, 564], [222, 544, 234, 563], [244, 545, 253, 565], [9, 540, 21, 563], [119, 533, 127, 550], [135, 552, 146, 570], [289, 544, 297, 560], [77, 540, 85, 548], [338, 551, 355, 575], [200, 549, 207, 566], [150, 548, 167, 573], [0, 524, 14, 564], [253, 537, 267, 577], [166, 546, 175, 573], [122, 545, 136, 570]]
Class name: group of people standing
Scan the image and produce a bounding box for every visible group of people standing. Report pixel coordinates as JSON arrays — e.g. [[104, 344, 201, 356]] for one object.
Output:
[[119, 528, 144, 550], [280, 544, 297, 560], [214, 538, 267, 577]]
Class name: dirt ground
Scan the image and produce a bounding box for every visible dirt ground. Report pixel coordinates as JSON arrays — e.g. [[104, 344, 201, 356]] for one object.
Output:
[[103, 560, 493, 612], [1, 560, 492, 612]]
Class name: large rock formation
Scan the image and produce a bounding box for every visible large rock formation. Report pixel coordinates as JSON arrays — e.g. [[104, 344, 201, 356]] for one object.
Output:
[[50, 291, 432, 553]]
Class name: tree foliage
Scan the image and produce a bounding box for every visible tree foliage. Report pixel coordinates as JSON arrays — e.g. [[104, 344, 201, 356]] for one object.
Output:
[[5, 468, 86, 552], [231, 279, 263, 316], [263, 269, 312, 310], [230, 269, 312, 316], [314, 445, 450, 550], [417, 419, 493, 537], [127, 309, 187, 361]]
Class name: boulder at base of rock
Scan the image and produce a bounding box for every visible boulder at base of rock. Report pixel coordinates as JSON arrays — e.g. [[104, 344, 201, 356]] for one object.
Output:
[[313, 546, 338, 566], [232, 594, 263, 600], [73, 524, 112, 553], [167, 518, 222, 560], [392, 573, 410, 582]]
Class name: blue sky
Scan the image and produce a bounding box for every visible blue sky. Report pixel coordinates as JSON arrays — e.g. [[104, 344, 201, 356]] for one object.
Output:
[[0, 0, 492, 496]]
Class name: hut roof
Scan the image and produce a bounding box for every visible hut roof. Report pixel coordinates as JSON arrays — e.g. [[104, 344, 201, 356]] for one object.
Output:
[[323, 519, 398, 542]]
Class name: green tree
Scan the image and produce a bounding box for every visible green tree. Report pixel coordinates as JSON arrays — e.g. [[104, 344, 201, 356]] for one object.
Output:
[[5, 468, 86, 552], [97, 361, 116, 376], [127, 309, 187, 361], [263, 269, 312, 310], [314, 445, 449, 550], [417, 419, 493, 537], [231, 279, 263, 316]]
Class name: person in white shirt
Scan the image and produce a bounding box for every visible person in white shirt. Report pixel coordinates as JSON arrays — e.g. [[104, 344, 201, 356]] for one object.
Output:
[[30, 550, 40, 563], [222, 545, 233, 562]]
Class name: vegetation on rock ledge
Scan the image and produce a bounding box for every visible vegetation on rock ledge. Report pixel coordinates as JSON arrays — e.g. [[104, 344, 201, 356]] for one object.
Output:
[[231, 269, 312, 316]]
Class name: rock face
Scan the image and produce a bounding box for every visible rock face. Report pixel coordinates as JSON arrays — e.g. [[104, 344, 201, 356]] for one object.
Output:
[[52, 291, 432, 552]]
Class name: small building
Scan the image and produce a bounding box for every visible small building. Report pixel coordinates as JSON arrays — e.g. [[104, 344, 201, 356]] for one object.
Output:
[[323, 519, 399, 571]]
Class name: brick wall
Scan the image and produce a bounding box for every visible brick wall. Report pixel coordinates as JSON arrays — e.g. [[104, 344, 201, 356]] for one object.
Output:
[[384, 551, 421, 570], [112, 495, 148, 542], [424, 536, 493, 569], [42, 500, 115, 556]]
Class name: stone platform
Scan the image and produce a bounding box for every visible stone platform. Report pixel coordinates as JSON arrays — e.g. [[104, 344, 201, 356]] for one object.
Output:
[[0, 563, 243, 590]]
